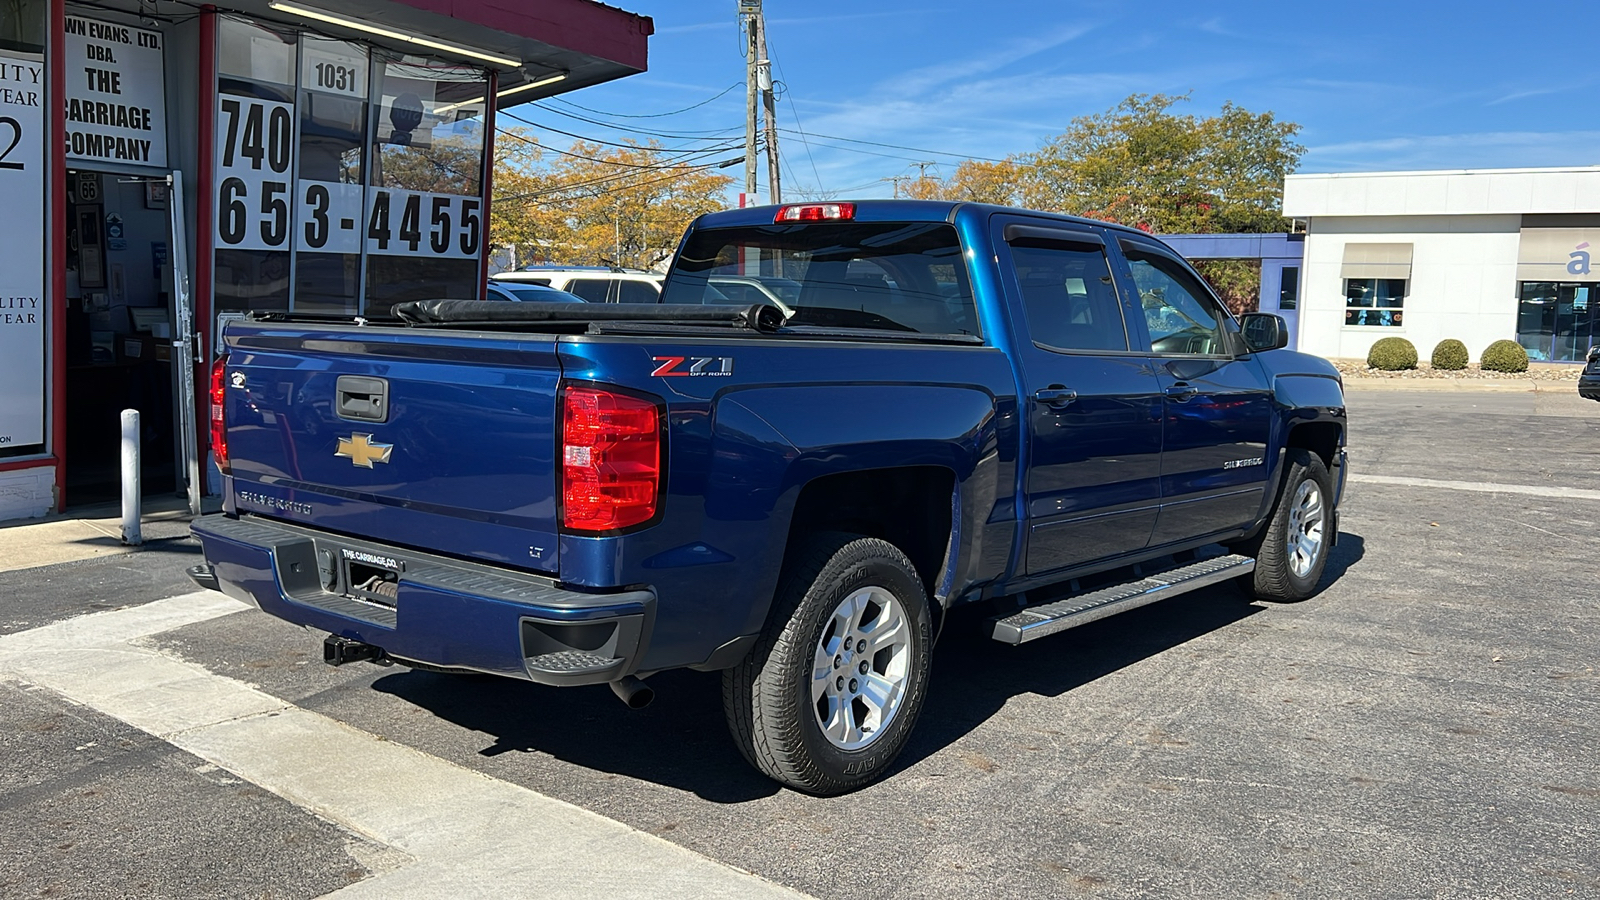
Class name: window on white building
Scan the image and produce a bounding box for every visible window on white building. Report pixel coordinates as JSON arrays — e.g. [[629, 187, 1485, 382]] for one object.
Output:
[[1344, 278, 1405, 327]]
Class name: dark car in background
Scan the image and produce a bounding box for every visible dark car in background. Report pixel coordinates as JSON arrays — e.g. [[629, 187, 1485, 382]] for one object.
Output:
[[1581, 345, 1600, 401]]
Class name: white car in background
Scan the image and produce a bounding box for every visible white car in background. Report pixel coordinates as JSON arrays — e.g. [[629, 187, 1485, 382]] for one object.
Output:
[[492, 266, 663, 304]]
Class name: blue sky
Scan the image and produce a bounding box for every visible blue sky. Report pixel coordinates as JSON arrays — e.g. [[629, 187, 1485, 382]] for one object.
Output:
[[503, 1, 1597, 200]]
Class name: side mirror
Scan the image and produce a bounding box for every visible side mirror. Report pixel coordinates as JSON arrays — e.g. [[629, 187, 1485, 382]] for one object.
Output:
[[1239, 313, 1290, 352]]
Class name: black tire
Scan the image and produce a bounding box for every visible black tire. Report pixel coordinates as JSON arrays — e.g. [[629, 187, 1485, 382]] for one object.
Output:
[[1235, 448, 1334, 602], [722, 532, 933, 795]]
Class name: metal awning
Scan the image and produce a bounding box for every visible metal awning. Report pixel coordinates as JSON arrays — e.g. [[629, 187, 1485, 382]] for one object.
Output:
[[86, 0, 651, 104]]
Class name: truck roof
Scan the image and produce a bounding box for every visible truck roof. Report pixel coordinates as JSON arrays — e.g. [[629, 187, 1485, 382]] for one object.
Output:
[[691, 199, 1157, 239]]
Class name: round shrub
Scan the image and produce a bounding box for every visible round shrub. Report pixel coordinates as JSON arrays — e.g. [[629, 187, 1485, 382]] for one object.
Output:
[[1367, 337, 1418, 371], [1430, 339, 1469, 370], [1480, 339, 1529, 373]]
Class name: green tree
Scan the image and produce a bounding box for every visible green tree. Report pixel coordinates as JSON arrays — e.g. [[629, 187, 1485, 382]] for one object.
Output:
[[1023, 93, 1303, 233], [908, 93, 1303, 235], [904, 94, 1302, 312], [491, 134, 735, 269]]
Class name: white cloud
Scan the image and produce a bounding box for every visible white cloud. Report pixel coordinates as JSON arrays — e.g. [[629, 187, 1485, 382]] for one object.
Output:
[[1303, 131, 1600, 171]]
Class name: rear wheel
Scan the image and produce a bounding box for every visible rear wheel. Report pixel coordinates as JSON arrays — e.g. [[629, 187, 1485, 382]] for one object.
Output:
[[723, 533, 932, 795], [1238, 448, 1333, 602]]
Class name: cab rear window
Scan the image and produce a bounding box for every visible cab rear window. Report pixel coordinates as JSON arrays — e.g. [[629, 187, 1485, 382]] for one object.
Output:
[[661, 223, 978, 336]]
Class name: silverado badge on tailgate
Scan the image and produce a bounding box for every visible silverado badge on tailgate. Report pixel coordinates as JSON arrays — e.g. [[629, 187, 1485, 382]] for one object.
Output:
[[335, 433, 393, 468]]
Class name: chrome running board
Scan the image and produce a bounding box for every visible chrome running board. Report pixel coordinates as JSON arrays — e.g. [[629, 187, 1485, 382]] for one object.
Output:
[[989, 554, 1256, 645]]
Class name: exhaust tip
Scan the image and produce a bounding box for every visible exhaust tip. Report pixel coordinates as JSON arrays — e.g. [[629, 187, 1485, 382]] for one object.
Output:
[[609, 675, 654, 710]]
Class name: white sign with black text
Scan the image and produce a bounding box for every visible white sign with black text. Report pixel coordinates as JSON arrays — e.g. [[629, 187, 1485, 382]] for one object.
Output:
[[0, 51, 46, 450], [364, 187, 482, 259], [214, 94, 295, 253], [65, 15, 167, 167], [300, 39, 367, 100], [296, 179, 364, 254]]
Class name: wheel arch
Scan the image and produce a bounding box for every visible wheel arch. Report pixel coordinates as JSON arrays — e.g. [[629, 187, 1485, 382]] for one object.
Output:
[[781, 465, 958, 605]]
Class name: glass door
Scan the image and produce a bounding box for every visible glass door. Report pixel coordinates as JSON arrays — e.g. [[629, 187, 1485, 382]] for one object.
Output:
[[1518, 282, 1600, 362]]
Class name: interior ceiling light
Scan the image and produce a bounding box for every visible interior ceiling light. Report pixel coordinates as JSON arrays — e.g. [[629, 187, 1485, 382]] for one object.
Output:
[[267, 1, 521, 68], [433, 71, 567, 115]]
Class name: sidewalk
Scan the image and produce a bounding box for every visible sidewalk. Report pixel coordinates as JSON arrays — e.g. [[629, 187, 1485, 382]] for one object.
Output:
[[0, 497, 211, 575], [1338, 377, 1571, 392]]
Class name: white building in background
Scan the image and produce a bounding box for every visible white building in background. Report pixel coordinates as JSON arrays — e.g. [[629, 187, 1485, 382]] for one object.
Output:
[[1283, 166, 1600, 363]]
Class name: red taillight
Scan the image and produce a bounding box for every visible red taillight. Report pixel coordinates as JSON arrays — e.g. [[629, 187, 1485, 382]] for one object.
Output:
[[774, 202, 855, 223], [210, 356, 230, 473], [561, 386, 661, 533]]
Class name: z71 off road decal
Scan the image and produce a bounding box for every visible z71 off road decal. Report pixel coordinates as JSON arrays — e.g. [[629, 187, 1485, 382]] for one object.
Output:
[[652, 356, 734, 377]]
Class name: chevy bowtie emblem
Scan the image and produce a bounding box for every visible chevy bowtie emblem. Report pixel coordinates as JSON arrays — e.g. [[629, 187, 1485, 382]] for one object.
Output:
[[335, 433, 393, 468]]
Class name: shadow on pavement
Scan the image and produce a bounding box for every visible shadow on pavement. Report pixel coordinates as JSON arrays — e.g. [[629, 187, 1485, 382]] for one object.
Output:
[[370, 532, 1367, 802]]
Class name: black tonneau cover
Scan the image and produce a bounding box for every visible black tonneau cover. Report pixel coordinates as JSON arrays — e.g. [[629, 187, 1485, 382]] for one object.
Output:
[[391, 300, 783, 333]]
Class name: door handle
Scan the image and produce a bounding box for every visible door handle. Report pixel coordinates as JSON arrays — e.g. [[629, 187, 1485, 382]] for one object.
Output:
[[1165, 383, 1199, 401], [1033, 387, 1078, 409]]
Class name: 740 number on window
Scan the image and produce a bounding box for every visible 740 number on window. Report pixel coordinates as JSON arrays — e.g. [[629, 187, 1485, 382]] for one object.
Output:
[[365, 189, 480, 259]]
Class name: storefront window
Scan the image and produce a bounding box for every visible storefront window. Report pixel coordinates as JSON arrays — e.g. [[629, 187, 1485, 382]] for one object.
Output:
[[294, 36, 368, 314], [1344, 278, 1404, 327], [214, 18, 296, 319], [1279, 266, 1299, 310], [364, 56, 487, 310], [210, 20, 491, 325], [0, 0, 47, 53], [1517, 281, 1599, 362]]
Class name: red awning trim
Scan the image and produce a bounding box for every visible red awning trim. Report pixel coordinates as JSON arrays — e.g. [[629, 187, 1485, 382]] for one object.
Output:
[[389, 0, 651, 71]]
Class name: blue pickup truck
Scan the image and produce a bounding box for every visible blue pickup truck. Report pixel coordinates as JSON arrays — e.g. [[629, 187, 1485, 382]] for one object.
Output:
[[190, 200, 1347, 795]]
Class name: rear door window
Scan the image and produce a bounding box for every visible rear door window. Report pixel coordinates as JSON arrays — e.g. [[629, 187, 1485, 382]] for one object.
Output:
[[1007, 237, 1128, 352], [661, 222, 978, 336], [565, 278, 614, 303], [617, 279, 660, 304]]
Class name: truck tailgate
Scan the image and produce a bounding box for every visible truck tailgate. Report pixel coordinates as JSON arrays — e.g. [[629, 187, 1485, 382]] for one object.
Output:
[[222, 324, 562, 574]]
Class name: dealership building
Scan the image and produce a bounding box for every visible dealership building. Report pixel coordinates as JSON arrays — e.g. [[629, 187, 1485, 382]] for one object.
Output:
[[0, 0, 650, 522], [1283, 165, 1600, 364]]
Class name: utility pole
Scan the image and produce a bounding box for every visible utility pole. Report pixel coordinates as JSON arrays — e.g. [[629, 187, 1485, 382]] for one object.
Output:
[[754, 4, 781, 205], [740, 0, 760, 203]]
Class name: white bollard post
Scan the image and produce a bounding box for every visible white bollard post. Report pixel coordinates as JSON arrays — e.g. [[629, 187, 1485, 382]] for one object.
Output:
[[121, 409, 142, 546]]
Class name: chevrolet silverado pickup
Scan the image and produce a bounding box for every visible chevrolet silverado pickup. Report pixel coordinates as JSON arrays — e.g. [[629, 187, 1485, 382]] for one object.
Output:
[[189, 200, 1348, 795]]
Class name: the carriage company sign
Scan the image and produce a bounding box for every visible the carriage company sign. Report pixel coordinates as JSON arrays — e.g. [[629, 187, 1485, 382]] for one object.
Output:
[[0, 49, 45, 451], [64, 14, 167, 167]]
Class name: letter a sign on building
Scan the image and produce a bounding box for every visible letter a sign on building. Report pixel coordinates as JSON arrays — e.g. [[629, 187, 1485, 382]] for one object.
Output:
[[0, 50, 46, 451]]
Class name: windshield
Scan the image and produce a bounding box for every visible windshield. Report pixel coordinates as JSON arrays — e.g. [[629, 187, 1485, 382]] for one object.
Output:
[[661, 222, 978, 335]]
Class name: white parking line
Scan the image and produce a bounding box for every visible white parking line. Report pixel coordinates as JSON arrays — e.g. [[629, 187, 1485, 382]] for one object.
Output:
[[0, 592, 813, 900], [1349, 473, 1600, 502]]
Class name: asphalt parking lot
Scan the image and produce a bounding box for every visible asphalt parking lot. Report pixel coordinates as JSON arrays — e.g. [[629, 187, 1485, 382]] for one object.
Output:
[[3, 388, 1597, 899]]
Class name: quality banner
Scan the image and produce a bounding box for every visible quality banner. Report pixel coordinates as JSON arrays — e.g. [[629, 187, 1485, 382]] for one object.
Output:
[[0, 50, 46, 451]]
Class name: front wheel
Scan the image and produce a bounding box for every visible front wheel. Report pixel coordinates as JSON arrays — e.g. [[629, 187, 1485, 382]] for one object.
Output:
[[723, 533, 932, 795], [1239, 448, 1334, 602]]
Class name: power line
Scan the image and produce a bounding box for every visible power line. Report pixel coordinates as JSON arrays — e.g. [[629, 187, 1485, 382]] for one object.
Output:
[[528, 101, 744, 142], [547, 83, 742, 119], [767, 135, 947, 165], [774, 128, 1006, 163], [500, 109, 737, 154], [773, 54, 824, 195], [493, 154, 744, 209], [497, 126, 740, 169]]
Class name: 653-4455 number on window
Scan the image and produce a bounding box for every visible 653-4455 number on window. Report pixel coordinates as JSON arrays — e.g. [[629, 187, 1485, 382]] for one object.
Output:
[[364, 188, 481, 260]]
